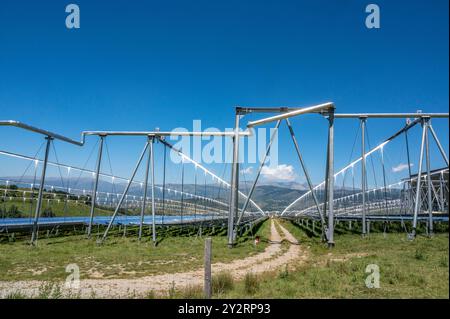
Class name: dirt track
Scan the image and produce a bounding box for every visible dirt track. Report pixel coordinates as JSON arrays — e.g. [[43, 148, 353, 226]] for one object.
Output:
[[0, 219, 304, 298]]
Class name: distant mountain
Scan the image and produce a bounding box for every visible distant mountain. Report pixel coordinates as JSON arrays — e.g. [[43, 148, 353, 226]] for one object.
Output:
[[254, 181, 310, 190], [1, 176, 364, 211], [250, 185, 307, 211]]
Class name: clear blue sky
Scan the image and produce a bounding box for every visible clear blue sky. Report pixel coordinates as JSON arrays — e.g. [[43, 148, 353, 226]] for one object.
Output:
[[0, 0, 448, 187]]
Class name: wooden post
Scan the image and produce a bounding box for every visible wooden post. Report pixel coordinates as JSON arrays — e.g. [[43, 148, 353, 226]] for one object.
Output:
[[204, 237, 212, 299]]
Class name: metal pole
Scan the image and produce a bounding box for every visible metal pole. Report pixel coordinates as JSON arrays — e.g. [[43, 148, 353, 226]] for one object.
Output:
[[425, 122, 433, 236], [322, 136, 330, 242], [285, 118, 328, 239], [439, 172, 445, 213], [150, 138, 157, 245], [161, 142, 167, 225], [139, 137, 152, 241], [235, 120, 281, 227], [361, 117, 367, 236], [99, 141, 150, 243], [87, 136, 104, 238], [327, 111, 335, 248], [380, 147, 389, 215], [427, 125, 449, 167], [412, 120, 427, 237], [228, 114, 240, 248], [180, 160, 185, 225], [31, 136, 52, 245]]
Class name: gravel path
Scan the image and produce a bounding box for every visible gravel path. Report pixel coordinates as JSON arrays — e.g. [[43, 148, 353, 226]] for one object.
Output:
[[0, 219, 304, 298]]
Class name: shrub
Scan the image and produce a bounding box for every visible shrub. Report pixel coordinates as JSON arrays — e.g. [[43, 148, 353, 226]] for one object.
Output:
[[7, 205, 22, 218], [42, 207, 55, 218], [414, 249, 426, 261], [37, 282, 62, 299], [167, 281, 176, 299], [5, 291, 27, 299], [278, 265, 289, 279], [212, 271, 234, 295], [439, 256, 448, 267], [145, 290, 156, 299], [181, 285, 203, 299], [244, 272, 259, 295]]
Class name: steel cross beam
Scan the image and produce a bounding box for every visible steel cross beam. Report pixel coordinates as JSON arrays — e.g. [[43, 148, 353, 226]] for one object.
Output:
[[246, 102, 334, 128], [333, 113, 449, 118], [0, 120, 83, 146]]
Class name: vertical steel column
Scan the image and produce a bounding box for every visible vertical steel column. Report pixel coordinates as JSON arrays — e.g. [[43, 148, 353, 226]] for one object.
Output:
[[327, 111, 335, 247], [180, 160, 185, 225], [405, 129, 414, 214], [100, 141, 150, 243], [360, 117, 367, 236], [31, 136, 52, 245], [88, 136, 104, 238], [424, 120, 433, 235], [322, 133, 330, 242], [227, 114, 240, 248], [412, 119, 427, 237], [161, 144, 167, 225], [439, 172, 444, 213], [138, 137, 152, 241], [150, 137, 157, 245], [380, 147, 389, 215]]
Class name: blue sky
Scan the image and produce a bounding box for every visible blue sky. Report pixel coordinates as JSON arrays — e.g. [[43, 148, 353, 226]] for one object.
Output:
[[0, 0, 448, 188]]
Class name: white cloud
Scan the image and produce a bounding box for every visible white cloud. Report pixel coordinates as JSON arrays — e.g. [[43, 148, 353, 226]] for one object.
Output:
[[261, 164, 296, 182], [392, 163, 413, 173], [240, 166, 253, 175]]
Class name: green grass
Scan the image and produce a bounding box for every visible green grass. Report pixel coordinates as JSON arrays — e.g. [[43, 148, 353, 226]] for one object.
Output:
[[218, 219, 449, 298], [1, 218, 448, 298], [0, 199, 113, 217], [0, 223, 268, 281], [212, 271, 234, 295]]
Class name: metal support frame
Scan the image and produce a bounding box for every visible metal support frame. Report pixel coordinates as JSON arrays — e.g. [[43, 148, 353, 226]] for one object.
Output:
[[31, 136, 52, 245], [246, 102, 334, 128], [425, 122, 433, 236], [228, 114, 240, 247], [326, 110, 335, 247], [2, 109, 448, 248], [150, 138, 157, 244], [87, 135, 104, 238], [138, 137, 152, 241], [412, 118, 428, 237], [361, 117, 367, 236]]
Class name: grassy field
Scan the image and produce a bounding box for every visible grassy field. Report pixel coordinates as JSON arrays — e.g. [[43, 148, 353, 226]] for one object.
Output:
[[0, 222, 270, 282], [217, 219, 449, 299], [1, 198, 115, 218], [1, 218, 448, 298]]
